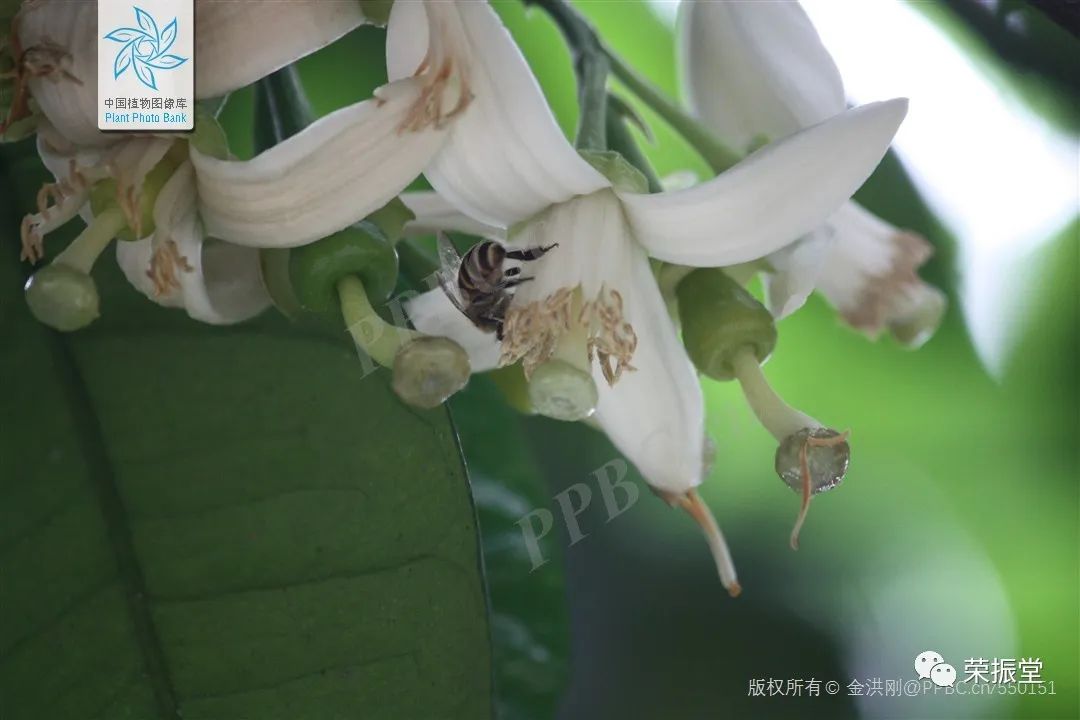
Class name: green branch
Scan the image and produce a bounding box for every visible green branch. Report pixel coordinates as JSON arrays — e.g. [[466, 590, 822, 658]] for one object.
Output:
[[525, 0, 742, 174]]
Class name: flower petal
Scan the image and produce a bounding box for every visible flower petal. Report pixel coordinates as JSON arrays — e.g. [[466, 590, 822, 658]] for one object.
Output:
[[118, 159, 269, 324], [190, 77, 448, 247], [386, 0, 608, 227], [623, 99, 908, 267], [764, 228, 835, 319], [116, 214, 271, 325], [592, 248, 706, 495], [813, 202, 945, 346], [18, 0, 104, 146], [401, 191, 504, 239], [405, 288, 502, 372], [194, 0, 367, 98], [678, 0, 845, 151]]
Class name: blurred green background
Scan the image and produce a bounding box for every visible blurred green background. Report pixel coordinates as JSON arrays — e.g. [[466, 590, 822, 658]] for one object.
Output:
[[6, 1, 1075, 719], [223, 1, 1077, 718]]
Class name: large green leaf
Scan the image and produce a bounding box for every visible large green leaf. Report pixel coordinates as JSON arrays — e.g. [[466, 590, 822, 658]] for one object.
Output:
[[450, 378, 569, 720], [0, 142, 493, 719]]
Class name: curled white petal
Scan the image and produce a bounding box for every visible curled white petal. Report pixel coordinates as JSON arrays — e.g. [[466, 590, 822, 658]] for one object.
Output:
[[191, 78, 448, 247], [401, 191, 504, 239], [118, 160, 269, 324], [405, 288, 502, 372], [814, 202, 944, 344], [17, 0, 103, 147], [679, 0, 845, 151], [764, 229, 835, 319], [180, 230, 271, 325], [106, 136, 175, 203], [35, 122, 107, 188], [116, 213, 270, 324], [622, 99, 908, 267], [386, 0, 608, 227], [117, 235, 183, 309], [592, 248, 706, 495], [194, 0, 367, 99]]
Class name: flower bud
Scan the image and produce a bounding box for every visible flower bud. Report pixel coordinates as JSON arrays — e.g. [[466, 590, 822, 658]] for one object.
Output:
[[527, 359, 598, 422], [392, 336, 471, 409], [24, 264, 100, 331], [676, 268, 777, 381]]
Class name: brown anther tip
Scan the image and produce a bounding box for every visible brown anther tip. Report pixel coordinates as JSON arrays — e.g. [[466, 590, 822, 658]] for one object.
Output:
[[727, 581, 743, 598]]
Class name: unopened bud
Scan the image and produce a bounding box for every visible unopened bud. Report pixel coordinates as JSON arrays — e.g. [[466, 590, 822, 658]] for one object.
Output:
[[392, 336, 471, 409], [676, 268, 776, 381], [24, 264, 100, 331], [528, 359, 598, 422]]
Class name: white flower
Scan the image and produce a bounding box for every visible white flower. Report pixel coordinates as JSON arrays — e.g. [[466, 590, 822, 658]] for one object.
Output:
[[15, 0, 374, 323], [31, 120, 269, 324], [679, 0, 945, 345], [15, 0, 368, 147], [394, 2, 908, 500]]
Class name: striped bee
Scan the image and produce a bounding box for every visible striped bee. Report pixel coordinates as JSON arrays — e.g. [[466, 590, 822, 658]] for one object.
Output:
[[436, 232, 556, 340]]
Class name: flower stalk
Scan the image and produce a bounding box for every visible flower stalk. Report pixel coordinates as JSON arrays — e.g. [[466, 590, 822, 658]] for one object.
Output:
[[338, 274, 415, 368], [53, 206, 125, 273], [730, 348, 816, 443], [729, 347, 851, 550], [676, 268, 850, 549], [525, 0, 609, 151]]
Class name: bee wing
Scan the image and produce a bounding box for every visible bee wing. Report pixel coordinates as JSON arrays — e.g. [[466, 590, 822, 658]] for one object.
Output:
[[435, 232, 469, 315], [436, 231, 464, 275]]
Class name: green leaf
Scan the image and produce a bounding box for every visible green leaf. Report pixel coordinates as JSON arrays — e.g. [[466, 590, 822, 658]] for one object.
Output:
[[0, 142, 493, 719], [451, 378, 569, 720]]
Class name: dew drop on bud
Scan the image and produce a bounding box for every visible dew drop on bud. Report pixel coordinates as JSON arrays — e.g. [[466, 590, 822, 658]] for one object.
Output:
[[774, 427, 850, 495], [24, 264, 100, 332], [392, 336, 470, 409]]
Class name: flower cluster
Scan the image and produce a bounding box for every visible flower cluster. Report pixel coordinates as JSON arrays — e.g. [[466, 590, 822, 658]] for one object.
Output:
[[5, 0, 943, 594]]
